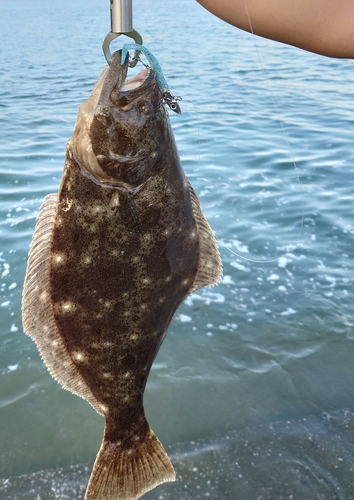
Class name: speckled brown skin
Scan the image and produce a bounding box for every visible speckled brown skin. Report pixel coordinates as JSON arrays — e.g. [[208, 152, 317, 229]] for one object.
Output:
[[22, 51, 221, 500], [52, 139, 199, 442]]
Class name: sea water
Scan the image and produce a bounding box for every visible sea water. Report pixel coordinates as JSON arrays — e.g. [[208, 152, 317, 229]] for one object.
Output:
[[1, 0, 354, 498]]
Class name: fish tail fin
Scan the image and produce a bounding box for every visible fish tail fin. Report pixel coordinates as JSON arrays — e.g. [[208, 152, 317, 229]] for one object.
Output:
[[85, 424, 175, 500]]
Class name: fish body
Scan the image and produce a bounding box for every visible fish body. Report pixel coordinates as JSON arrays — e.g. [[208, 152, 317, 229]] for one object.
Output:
[[22, 51, 222, 500]]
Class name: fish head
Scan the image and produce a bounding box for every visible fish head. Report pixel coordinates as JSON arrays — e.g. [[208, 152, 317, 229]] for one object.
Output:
[[71, 50, 166, 188]]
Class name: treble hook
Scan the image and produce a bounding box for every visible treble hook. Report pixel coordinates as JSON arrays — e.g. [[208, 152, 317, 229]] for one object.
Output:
[[102, 0, 143, 67]]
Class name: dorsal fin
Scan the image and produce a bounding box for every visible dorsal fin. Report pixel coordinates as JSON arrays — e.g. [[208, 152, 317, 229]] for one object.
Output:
[[22, 194, 103, 415], [188, 183, 223, 292]]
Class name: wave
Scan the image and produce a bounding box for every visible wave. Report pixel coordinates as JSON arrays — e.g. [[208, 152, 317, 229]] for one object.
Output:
[[1, 407, 353, 499]]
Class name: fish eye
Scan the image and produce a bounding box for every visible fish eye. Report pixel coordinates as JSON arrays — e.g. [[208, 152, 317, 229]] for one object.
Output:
[[139, 102, 150, 115]]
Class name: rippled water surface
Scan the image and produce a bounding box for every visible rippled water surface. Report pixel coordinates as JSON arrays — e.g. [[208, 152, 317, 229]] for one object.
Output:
[[1, 0, 354, 498]]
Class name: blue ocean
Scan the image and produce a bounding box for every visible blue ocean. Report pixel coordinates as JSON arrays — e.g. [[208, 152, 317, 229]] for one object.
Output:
[[1, 0, 354, 498]]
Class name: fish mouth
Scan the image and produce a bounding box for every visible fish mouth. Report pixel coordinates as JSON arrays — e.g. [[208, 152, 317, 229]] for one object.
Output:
[[71, 52, 156, 186], [121, 67, 150, 92]]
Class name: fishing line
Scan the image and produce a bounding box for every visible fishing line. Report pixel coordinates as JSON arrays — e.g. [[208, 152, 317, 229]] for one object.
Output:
[[214, 0, 304, 264], [134, 40, 304, 266]]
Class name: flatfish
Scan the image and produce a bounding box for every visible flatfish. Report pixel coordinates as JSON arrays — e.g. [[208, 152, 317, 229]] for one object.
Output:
[[22, 51, 222, 500]]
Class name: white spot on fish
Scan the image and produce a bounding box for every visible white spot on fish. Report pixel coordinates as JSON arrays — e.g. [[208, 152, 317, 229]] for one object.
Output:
[[40, 291, 49, 301], [130, 334, 138, 341], [61, 301, 75, 313], [83, 255, 92, 265], [124, 371, 131, 378], [123, 395, 130, 402], [110, 192, 120, 207], [73, 351, 87, 362], [56, 215, 63, 226], [102, 372, 113, 379], [93, 204, 102, 214], [100, 404, 108, 413], [159, 296, 165, 303]]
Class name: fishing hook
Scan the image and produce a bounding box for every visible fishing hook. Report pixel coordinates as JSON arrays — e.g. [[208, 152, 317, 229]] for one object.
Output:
[[102, 0, 143, 67], [122, 44, 182, 114]]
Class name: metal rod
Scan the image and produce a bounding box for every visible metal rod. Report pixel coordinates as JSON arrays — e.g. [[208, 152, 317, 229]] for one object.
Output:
[[110, 0, 133, 33]]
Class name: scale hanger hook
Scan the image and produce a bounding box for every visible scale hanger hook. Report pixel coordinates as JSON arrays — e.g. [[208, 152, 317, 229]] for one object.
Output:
[[102, 0, 143, 66]]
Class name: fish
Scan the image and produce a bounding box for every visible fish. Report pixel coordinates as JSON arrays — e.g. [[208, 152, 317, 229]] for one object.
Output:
[[22, 50, 222, 500]]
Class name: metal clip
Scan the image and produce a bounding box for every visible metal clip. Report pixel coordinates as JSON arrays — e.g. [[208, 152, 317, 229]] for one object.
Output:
[[162, 91, 182, 115], [102, 0, 143, 66]]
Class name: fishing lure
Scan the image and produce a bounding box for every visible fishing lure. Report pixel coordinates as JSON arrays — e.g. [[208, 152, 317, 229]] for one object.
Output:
[[122, 43, 182, 114]]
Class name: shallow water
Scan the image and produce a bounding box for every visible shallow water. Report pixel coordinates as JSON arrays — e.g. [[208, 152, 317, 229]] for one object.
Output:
[[1, 0, 354, 497], [2, 408, 354, 500]]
